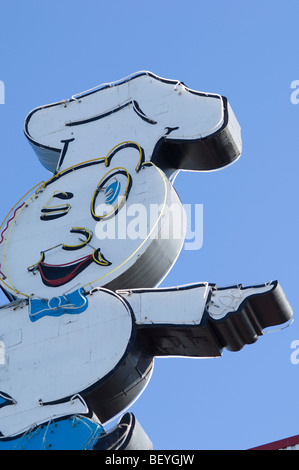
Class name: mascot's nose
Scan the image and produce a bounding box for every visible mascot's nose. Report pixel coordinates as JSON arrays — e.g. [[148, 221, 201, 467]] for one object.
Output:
[[62, 227, 93, 251]]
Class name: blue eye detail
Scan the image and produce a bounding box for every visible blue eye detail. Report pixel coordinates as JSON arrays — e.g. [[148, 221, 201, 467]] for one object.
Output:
[[105, 180, 121, 204], [91, 168, 132, 221]]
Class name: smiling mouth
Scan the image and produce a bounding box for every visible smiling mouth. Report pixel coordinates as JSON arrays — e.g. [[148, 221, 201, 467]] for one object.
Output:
[[38, 254, 94, 287], [29, 249, 111, 288]]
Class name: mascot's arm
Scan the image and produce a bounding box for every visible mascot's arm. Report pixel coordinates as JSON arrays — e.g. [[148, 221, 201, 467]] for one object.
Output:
[[117, 281, 293, 357]]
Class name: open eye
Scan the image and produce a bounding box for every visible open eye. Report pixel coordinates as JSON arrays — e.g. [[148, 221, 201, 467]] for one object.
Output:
[[91, 168, 131, 221]]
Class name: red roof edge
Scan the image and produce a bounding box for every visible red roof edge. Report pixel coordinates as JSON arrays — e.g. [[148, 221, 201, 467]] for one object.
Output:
[[250, 434, 299, 450]]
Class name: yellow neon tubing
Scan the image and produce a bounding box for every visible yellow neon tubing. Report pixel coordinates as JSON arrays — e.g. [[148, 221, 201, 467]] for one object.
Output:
[[0, 181, 46, 298], [0, 181, 45, 233], [92, 250, 110, 266], [62, 227, 92, 250], [40, 207, 71, 219], [46, 156, 106, 185], [41, 191, 72, 217], [91, 167, 130, 220], [27, 252, 45, 271], [34, 141, 142, 188], [104, 141, 143, 172]]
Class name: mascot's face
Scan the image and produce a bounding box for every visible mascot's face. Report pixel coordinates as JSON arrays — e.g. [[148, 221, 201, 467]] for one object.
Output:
[[1, 143, 184, 299]]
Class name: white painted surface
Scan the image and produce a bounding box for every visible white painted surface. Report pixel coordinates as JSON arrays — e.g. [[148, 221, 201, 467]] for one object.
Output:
[[120, 284, 210, 325], [0, 289, 132, 437]]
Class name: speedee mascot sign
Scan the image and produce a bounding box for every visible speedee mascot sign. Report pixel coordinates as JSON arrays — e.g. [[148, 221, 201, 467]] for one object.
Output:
[[0, 72, 292, 450]]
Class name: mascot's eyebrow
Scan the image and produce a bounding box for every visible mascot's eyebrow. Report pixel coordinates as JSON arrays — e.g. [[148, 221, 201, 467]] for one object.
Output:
[[65, 99, 157, 127], [52, 191, 74, 200]]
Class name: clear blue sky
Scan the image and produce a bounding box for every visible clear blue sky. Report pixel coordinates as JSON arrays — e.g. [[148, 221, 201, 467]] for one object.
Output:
[[0, 0, 299, 450]]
